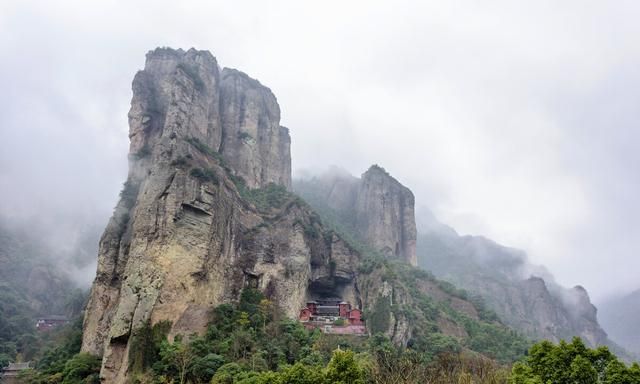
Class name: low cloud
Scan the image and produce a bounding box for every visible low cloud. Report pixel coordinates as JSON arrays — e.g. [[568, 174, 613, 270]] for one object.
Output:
[[1, 0, 639, 299]]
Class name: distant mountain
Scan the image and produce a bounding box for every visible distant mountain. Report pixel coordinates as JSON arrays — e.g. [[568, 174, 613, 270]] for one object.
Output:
[[0, 218, 84, 362], [415, 208, 633, 356], [598, 290, 640, 355], [0, 220, 76, 316]]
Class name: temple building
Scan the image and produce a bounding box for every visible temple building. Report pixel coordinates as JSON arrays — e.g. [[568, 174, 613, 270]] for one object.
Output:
[[1, 362, 32, 383], [36, 315, 69, 331], [298, 298, 365, 335]]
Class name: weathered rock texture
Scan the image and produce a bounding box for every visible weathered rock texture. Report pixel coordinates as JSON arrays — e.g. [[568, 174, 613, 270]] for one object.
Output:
[[83, 48, 530, 382], [82, 48, 351, 382], [416, 211, 616, 349], [294, 166, 417, 266], [128, 48, 291, 191]]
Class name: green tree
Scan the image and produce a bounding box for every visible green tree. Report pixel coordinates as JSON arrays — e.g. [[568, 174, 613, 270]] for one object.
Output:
[[510, 337, 639, 384], [325, 349, 364, 384], [60, 353, 101, 384], [280, 362, 327, 384], [569, 355, 598, 384], [156, 339, 195, 384]]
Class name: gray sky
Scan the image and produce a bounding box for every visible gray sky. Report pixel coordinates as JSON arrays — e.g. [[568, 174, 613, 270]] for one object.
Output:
[[1, 0, 638, 301]]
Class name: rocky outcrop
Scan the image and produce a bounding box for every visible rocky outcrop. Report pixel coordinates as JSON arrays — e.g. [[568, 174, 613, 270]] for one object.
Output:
[[356, 166, 417, 266], [294, 166, 417, 266], [219, 69, 291, 190], [82, 48, 353, 382], [416, 214, 613, 348], [83, 48, 531, 382], [128, 47, 290, 190]]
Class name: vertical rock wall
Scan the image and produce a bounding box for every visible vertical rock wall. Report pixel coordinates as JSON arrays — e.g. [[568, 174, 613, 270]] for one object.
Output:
[[81, 48, 354, 383], [355, 166, 417, 266], [294, 166, 418, 266]]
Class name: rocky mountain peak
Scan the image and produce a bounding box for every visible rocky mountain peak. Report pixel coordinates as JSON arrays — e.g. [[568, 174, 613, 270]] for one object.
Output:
[[357, 165, 417, 265], [128, 47, 290, 190], [294, 165, 417, 266]]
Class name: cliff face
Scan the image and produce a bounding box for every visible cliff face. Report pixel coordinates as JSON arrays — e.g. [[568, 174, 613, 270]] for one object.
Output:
[[82, 48, 355, 382], [83, 48, 533, 382], [294, 166, 417, 266], [416, 214, 612, 348], [128, 48, 290, 190]]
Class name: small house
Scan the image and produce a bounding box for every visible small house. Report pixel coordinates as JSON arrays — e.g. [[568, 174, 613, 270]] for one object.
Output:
[[298, 298, 366, 335], [36, 315, 69, 331], [348, 308, 363, 325], [1, 362, 32, 383]]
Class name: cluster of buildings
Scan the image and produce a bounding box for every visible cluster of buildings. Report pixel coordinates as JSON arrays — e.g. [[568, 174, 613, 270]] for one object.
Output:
[[298, 298, 366, 335], [0, 317, 69, 382], [35, 315, 69, 331]]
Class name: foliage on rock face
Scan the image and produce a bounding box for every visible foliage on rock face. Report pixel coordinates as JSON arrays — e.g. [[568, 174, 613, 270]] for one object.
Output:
[[184, 136, 293, 211], [368, 296, 392, 335], [190, 167, 219, 184], [185, 137, 228, 167], [236, 182, 292, 211], [128, 320, 172, 374], [510, 337, 640, 384]]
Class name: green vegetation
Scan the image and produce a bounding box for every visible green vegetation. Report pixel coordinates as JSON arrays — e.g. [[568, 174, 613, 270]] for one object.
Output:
[[237, 131, 253, 141], [184, 136, 294, 211], [0, 283, 35, 364], [0, 224, 86, 366], [17, 286, 636, 384], [294, 181, 530, 362], [171, 155, 191, 168], [185, 137, 228, 166], [19, 318, 101, 384], [511, 338, 640, 384], [190, 167, 219, 184], [128, 320, 172, 374], [368, 297, 392, 334], [86, 288, 519, 383], [237, 182, 292, 211]]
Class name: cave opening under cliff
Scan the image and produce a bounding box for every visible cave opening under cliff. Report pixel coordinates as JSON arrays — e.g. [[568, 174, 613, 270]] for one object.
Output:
[[307, 276, 352, 302]]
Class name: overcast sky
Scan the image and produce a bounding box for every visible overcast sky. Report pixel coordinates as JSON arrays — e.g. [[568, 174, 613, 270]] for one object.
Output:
[[1, 0, 638, 301]]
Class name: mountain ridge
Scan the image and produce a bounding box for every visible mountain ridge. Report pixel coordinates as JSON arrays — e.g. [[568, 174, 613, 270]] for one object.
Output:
[[81, 47, 530, 382], [295, 167, 622, 354]]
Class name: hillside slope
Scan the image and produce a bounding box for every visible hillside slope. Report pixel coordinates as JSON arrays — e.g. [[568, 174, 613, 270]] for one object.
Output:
[[0, 220, 83, 363], [295, 169, 617, 351]]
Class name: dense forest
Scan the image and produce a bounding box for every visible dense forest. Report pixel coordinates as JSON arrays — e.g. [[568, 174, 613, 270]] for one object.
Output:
[[13, 287, 640, 384], [0, 222, 87, 367], [2, 205, 638, 383]]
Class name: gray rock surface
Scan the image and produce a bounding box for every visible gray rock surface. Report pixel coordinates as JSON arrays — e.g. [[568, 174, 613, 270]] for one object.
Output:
[[82, 48, 350, 383], [417, 212, 614, 348], [82, 48, 533, 382], [294, 166, 417, 266]]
